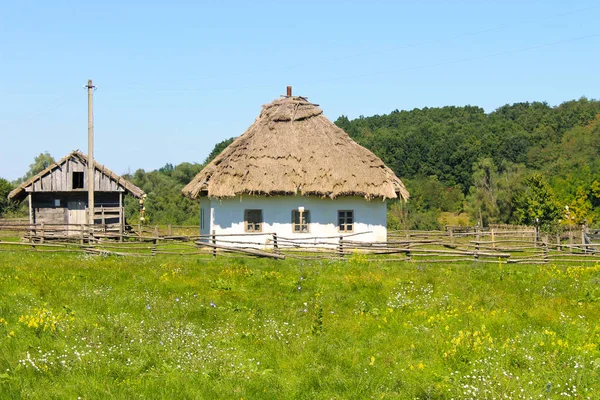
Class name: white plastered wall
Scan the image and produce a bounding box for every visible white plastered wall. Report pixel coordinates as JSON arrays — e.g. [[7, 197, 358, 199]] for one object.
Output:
[[200, 195, 388, 247]]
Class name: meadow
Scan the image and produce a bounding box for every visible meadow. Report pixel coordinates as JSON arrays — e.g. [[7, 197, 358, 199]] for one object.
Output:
[[0, 251, 599, 399]]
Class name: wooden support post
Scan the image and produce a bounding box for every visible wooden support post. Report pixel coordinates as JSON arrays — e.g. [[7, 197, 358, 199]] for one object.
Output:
[[28, 194, 33, 224], [80, 224, 85, 245], [168, 225, 172, 236], [449, 227, 454, 244], [154, 225, 159, 238], [101, 206, 105, 233], [28, 194, 33, 243], [118, 220, 123, 242], [86, 79, 95, 237], [273, 233, 279, 254], [212, 230, 217, 258], [88, 223, 94, 244], [557, 233, 561, 252], [338, 236, 344, 258], [119, 192, 123, 242], [40, 223, 45, 244], [491, 228, 495, 249], [543, 241, 549, 263], [406, 242, 411, 261], [569, 230, 573, 254], [581, 225, 587, 255]]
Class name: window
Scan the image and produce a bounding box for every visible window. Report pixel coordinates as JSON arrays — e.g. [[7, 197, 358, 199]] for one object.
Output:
[[338, 210, 354, 232], [292, 209, 310, 233], [245, 209, 263, 232], [72, 172, 84, 189], [54, 199, 61, 207]]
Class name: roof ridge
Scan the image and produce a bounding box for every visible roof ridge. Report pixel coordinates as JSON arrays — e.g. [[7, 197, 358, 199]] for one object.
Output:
[[8, 152, 144, 201]]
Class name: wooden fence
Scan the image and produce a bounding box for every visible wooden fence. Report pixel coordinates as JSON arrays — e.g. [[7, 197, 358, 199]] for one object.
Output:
[[0, 221, 598, 264]]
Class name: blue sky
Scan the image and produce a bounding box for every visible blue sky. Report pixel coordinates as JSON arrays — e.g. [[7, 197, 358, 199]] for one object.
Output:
[[1, 0, 598, 181]]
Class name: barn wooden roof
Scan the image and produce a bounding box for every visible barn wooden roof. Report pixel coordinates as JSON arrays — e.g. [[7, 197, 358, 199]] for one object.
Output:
[[182, 95, 409, 201], [8, 151, 144, 201]]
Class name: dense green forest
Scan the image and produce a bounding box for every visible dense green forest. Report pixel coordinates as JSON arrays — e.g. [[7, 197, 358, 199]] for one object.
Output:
[[337, 97, 600, 231], [2, 98, 599, 231]]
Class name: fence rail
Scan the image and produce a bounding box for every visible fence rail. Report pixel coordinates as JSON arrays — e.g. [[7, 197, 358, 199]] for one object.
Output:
[[0, 222, 598, 264]]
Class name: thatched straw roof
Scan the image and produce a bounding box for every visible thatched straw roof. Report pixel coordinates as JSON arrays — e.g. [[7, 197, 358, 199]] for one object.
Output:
[[9, 150, 144, 201], [183, 95, 409, 201]]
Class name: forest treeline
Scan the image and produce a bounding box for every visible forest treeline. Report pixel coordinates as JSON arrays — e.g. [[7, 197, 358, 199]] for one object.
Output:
[[335, 97, 600, 231], [1, 98, 599, 231]]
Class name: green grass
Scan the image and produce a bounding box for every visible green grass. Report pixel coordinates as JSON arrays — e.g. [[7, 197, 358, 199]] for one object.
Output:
[[0, 252, 599, 399]]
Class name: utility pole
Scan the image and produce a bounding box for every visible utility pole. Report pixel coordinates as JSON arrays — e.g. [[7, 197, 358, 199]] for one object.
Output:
[[86, 79, 96, 230]]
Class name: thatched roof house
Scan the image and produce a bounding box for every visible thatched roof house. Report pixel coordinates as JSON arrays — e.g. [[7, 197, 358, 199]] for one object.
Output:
[[182, 95, 408, 201], [183, 90, 408, 244]]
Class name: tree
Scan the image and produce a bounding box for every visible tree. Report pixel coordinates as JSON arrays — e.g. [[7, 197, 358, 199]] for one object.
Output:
[[466, 158, 500, 226], [172, 162, 203, 186], [512, 173, 560, 231], [16, 152, 55, 184], [466, 159, 526, 226], [0, 178, 15, 216], [204, 137, 235, 164]]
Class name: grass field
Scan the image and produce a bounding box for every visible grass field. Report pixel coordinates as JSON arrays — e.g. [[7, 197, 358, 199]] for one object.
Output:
[[0, 252, 599, 399]]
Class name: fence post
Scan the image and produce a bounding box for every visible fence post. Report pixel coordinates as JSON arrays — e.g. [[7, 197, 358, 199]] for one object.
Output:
[[569, 230, 573, 254], [491, 228, 495, 249], [28, 223, 34, 243], [543, 240, 549, 263], [338, 236, 344, 258], [80, 224, 85, 245], [556, 233, 561, 252], [406, 242, 411, 261], [168, 225, 172, 236], [212, 230, 217, 258], [475, 242, 479, 261], [449, 227, 454, 244], [40, 223, 45, 244], [581, 225, 587, 255], [273, 233, 279, 254]]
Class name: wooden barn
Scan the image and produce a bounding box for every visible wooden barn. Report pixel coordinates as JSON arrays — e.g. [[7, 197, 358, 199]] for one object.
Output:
[[8, 151, 144, 234]]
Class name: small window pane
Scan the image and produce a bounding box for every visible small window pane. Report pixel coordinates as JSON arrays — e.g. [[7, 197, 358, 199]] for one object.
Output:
[[338, 210, 354, 232], [72, 172, 84, 189], [245, 209, 263, 232], [292, 209, 310, 233]]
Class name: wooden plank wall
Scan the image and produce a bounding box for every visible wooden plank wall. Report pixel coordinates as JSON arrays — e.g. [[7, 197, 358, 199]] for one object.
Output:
[[26, 157, 125, 193], [32, 193, 122, 225]]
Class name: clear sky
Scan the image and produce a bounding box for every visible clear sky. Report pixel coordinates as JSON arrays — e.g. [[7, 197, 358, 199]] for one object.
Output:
[[1, 0, 598, 181]]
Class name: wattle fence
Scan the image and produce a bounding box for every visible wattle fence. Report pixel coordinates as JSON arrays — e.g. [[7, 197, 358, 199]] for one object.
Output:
[[0, 220, 598, 264]]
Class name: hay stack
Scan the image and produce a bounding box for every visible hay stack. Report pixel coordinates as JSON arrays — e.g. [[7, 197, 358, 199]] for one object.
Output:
[[182, 95, 409, 201]]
